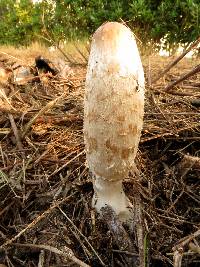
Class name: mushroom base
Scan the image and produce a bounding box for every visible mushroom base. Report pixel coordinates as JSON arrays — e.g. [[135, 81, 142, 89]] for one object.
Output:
[[92, 176, 133, 222]]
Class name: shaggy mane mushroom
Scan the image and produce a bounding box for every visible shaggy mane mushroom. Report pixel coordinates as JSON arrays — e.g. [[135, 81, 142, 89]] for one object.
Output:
[[84, 22, 145, 222]]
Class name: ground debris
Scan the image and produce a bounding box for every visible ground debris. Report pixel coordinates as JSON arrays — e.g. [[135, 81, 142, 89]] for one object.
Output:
[[0, 53, 199, 267]]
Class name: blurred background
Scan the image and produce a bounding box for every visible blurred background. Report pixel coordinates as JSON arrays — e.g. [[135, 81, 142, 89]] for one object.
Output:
[[0, 0, 199, 53]]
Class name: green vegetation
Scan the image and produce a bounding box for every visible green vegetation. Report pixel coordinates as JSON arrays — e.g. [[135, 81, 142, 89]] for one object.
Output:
[[0, 0, 199, 49]]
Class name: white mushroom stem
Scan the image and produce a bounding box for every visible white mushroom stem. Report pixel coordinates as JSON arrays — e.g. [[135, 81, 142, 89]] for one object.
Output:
[[84, 22, 144, 222], [92, 176, 132, 222]]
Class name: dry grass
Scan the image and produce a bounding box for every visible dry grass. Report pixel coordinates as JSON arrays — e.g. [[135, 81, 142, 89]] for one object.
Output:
[[0, 44, 199, 267], [0, 41, 89, 66]]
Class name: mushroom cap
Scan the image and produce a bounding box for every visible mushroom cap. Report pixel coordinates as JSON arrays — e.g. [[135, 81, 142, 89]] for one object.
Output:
[[84, 22, 144, 181]]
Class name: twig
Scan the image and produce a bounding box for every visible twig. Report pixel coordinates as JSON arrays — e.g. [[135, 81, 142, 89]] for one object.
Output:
[[0, 170, 18, 197], [34, 114, 82, 124], [141, 132, 174, 143], [134, 193, 146, 267], [12, 243, 91, 267], [189, 242, 200, 254], [0, 201, 14, 217], [40, 9, 76, 65], [145, 112, 199, 116], [173, 249, 183, 267], [180, 85, 200, 90], [0, 193, 75, 249], [142, 119, 200, 143], [147, 55, 152, 87], [163, 90, 200, 97], [85, 42, 91, 55], [38, 250, 45, 267], [58, 207, 105, 266], [166, 189, 185, 213], [152, 86, 200, 97], [48, 150, 85, 178], [38, 34, 75, 64], [149, 92, 177, 134], [0, 88, 15, 110], [164, 64, 200, 91], [112, 249, 138, 256], [21, 93, 66, 139], [73, 43, 88, 63], [173, 229, 200, 252], [152, 37, 200, 84], [177, 154, 200, 178], [0, 107, 82, 123], [0, 128, 11, 135], [8, 114, 23, 151]]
